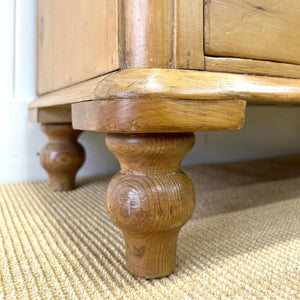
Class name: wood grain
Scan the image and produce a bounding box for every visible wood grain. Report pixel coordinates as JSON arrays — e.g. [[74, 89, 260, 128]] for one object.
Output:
[[40, 123, 85, 191], [72, 99, 245, 133], [30, 69, 300, 109], [205, 0, 300, 65], [205, 57, 300, 80], [29, 105, 71, 123], [175, 0, 204, 69], [106, 133, 195, 278], [30, 75, 110, 108], [37, 0, 119, 95], [123, 0, 174, 68]]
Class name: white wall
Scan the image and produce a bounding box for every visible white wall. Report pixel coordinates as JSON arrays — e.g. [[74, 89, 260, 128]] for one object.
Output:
[[1, 0, 300, 184]]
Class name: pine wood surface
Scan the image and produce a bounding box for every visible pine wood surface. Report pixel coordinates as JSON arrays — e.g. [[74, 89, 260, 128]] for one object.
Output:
[[205, 57, 300, 80], [40, 123, 85, 191], [106, 133, 196, 278], [36, 0, 300, 96], [29, 105, 72, 123], [205, 0, 300, 65], [37, 0, 205, 94], [37, 0, 119, 95], [71, 99, 245, 133], [175, 0, 204, 69], [123, 0, 174, 68], [30, 69, 300, 113], [31, 1, 300, 280]]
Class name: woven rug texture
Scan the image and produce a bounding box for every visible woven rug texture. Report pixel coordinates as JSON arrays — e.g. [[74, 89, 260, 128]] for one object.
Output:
[[0, 155, 299, 299]]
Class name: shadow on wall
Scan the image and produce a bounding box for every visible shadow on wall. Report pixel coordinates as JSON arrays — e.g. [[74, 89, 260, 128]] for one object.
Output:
[[184, 104, 300, 166]]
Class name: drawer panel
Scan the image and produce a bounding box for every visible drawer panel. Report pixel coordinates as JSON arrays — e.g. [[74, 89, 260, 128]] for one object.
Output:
[[205, 0, 300, 65], [37, 0, 119, 95]]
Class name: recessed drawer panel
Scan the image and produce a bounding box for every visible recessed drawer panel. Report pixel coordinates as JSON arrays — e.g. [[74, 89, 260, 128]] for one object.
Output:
[[205, 0, 300, 65]]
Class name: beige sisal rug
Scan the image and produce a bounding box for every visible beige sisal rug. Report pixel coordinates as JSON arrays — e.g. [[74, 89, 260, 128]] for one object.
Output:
[[0, 156, 299, 299]]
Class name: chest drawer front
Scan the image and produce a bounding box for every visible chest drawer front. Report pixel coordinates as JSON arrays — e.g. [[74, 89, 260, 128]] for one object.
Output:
[[205, 0, 300, 65]]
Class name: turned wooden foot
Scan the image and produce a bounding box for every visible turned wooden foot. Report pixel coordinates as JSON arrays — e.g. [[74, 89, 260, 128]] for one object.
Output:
[[40, 123, 85, 191], [106, 133, 195, 278]]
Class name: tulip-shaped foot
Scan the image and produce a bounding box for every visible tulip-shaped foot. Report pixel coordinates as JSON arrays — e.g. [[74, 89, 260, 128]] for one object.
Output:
[[106, 133, 195, 278]]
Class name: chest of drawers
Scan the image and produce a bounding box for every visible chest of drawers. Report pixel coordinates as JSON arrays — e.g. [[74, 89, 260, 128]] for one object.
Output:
[[29, 0, 300, 278]]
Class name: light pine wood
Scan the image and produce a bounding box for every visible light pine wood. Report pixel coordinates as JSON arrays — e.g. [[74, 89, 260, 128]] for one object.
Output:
[[30, 69, 300, 110], [205, 0, 300, 65], [37, 0, 119, 95], [205, 57, 300, 80], [123, 0, 174, 68], [30, 74, 110, 109], [175, 0, 204, 69], [123, 0, 205, 69], [37, 0, 206, 77], [106, 133, 195, 278], [30, 1, 300, 281], [29, 105, 71, 123], [72, 99, 245, 133], [40, 123, 85, 191]]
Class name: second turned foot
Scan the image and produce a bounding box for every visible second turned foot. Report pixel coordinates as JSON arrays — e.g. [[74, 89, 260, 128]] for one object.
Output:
[[40, 123, 85, 191]]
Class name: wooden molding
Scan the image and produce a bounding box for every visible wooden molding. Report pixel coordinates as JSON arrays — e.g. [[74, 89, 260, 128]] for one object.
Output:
[[205, 56, 300, 80], [29, 105, 72, 123], [72, 99, 246, 133], [36, 0, 205, 95], [175, 0, 204, 69], [123, 0, 175, 68], [122, 0, 204, 69], [30, 69, 300, 110]]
